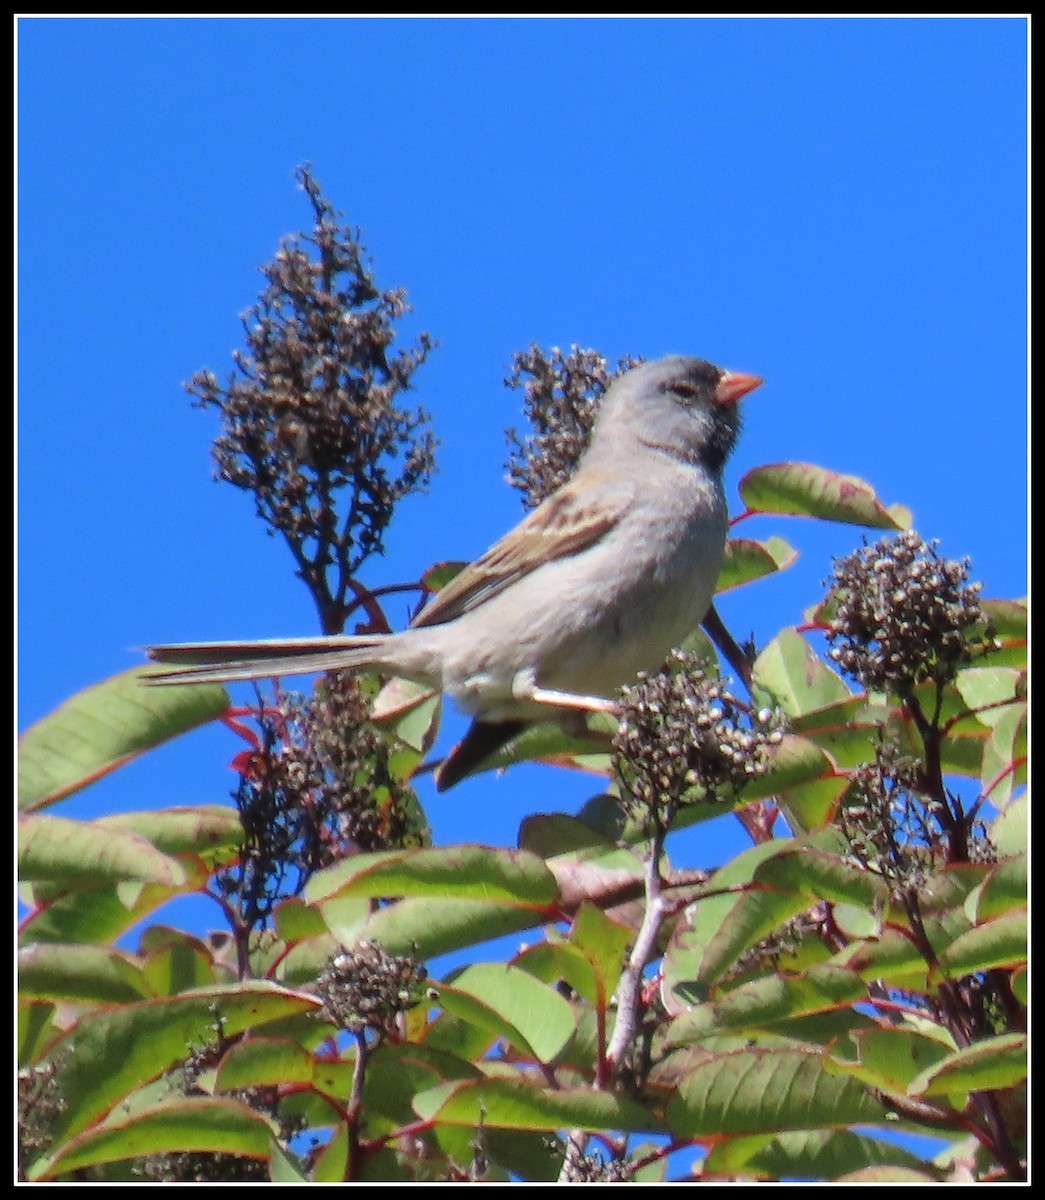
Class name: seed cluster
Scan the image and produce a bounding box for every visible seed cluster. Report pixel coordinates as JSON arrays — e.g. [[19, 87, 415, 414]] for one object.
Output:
[[314, 942, 429, 1035], [840, 736, 996, 893], [186, 165, 435, 582], [613, 651, 781, 824], [223, 671, 427, 932], [504, 344, 642, 510], [825, 531, 991, 692]]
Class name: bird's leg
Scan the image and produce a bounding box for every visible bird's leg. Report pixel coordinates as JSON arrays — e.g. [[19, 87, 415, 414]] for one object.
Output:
[[511, 669, 619, 714]]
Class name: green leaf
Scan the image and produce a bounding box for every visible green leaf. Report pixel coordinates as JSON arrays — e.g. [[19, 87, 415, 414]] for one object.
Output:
[[933, 911, 1027, 980], [42, 982, 321, 1144], [139, 928, 219, 995], [716, 535, 798, 593], [19, 873, 207, 947], [827, 1026, 954, 1091], [965, 855, 1027, 922], [953, 667, 1023, 728], [437, 963, 576, 1064], [413, 1078, 665, 1134], [514, 939, 602, 1008], [362, 1042, 482, 1131], [273, 896, 330, 941], [788, 694, 897, 770], [17, 667, 229, 812], [33, 1096, 275, 1180], [981, 702, 1027, 804], [517, 812, 631, 866], [981, 598, 1028, 643], [754, 848, 891, 909], [667, 1046, 886, 1137], [19, 1000, 57, 1066], [742, 734, 836, 801], [753, 629, 852, 717], [96, 806, 244, 865], [990, 792, 1027, 858], [268, 1139, 310, 1183], [469, 719, 613, 784], [834, 930, 928, 991], [311, 1124, 350, 1183], [738, 463, 910, 530], [18, 813, 187, 887], [909, 1033, 1026, 1097], [327, 896, 544, 960], [421, 559, 467, 592], [675, 886, 814, 995], [306, 845, 558, 906], [661, 841, 804, 994], [568, 903, 633, 1007], [18, 943, 149, 1004], [705, 1128, 934, 1182], [838, 1166, 941, 1182], [666, 965, 865, 1044], [776, 776, 849, 836], [215, 1037, 315, 1090]]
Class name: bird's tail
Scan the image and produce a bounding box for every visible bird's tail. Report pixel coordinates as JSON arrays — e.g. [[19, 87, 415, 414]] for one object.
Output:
[[142, 635, 393, 686]]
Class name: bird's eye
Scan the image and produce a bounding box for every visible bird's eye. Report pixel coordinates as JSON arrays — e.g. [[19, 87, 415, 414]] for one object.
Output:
[[666, 379, 699, 399]]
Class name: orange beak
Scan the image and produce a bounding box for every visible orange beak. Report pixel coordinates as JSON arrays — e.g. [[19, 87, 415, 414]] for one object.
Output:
[[714, 371, 764, 406]]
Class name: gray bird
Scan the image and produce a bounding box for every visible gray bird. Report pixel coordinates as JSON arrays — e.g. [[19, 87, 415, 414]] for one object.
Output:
[[145, 355, 762, 789]]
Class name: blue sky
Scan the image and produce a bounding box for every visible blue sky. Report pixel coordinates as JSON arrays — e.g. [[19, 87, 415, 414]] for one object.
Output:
[[18, 17, 1028, 882]]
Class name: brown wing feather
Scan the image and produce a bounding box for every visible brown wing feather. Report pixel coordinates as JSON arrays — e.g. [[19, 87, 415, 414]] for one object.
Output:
[[412, 471, 630, 629]]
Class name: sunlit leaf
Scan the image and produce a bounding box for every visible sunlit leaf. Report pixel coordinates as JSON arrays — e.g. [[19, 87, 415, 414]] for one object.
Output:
[[716, 535, 798, 593], [964, 855, 1027, 923], [33, 1097, 275, 1180], [327, 896, 544, 960], [738, 463, 910, 530], [909, 1034, 1026, 1097], [18, 667, 229, 812], [437, 963, 576, 1064], [667, 1046, 886, 1136], [932, 911, 1027, 980], [18, 943, 149, 1004], [666, 964, 865, 1044], [826, 1026, 954, 1091], [18, 814, 187, 887], [42, 982, 321, 1144], [414, 1077, 665, 1134], [705, 1128, 934, 1182], [753, 629, 852, 717], [307, 845, 558, 906]]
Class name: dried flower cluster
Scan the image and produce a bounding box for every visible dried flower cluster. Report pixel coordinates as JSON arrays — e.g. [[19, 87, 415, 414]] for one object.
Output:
[[314, 942, 429, 1035], [223, 671, 427, 931], [504, 344, 643, 509], [840, 736, 995, 894], [17, 1061, 65, 1180], [840, 738, 939, 894], [561, 1150, 635, 1183], [186, 165, 436, 632], [613, 651, 782, 826], [825, 531, 991, 692], [135, 1149, 270, 1183]]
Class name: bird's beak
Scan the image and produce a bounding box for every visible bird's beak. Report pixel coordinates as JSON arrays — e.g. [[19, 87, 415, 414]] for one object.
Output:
[[714, 371, 764, 406]]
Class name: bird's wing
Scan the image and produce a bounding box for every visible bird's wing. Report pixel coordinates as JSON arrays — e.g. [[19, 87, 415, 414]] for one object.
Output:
[[412, 470, 632, 628]]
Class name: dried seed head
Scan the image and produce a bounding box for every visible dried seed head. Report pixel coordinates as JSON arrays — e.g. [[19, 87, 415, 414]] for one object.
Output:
[[613, 650, 782, 827], [313, 941, 429, 1034], [504, 344, 643, 509], [825, 531, 992, 692]]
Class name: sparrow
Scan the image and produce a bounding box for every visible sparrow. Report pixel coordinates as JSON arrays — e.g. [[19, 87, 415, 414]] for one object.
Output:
[[145, 355, 762, 789]]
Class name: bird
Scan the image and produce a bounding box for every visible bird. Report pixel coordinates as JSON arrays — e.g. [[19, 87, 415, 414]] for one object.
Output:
[[144, 355, 762, 790]]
